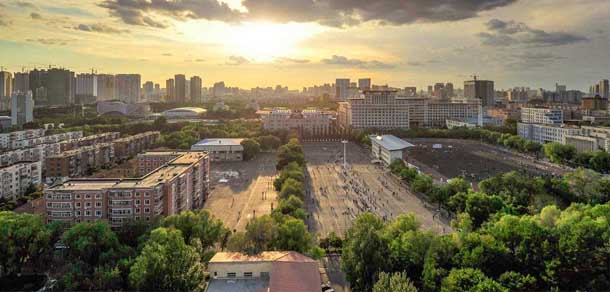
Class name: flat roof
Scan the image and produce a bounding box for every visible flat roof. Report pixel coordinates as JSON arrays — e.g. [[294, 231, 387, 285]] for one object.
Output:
[[210, 251, 317, 264], [369, 135, 414, 151], [193, 138, 244, 147]]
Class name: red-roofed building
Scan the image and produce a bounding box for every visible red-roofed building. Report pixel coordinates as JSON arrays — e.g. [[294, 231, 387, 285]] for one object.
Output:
[[207, 251, 321, 292]]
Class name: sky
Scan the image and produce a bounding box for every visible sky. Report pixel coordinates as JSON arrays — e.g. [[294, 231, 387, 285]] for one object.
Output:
[[0, 0, 608, 91]]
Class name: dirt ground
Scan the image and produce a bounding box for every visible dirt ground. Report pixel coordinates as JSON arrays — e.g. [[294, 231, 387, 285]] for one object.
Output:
[[203, 153, 278, 232], [404, 138, 567, 187], [303, 142, 451, 239]]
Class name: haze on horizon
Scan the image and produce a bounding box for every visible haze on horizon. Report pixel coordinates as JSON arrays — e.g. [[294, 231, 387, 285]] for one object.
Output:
[[0, 0, 608, 90]]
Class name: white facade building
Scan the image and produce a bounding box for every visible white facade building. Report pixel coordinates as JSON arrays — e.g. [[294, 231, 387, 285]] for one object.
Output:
[[517, 123, 581, 144], [369, 135, 414, 165], [115, 74, 141, 104], [0, 161, 42, 200], [191, 138, 244, 161], [336, 78, 350, 101], [75, 73, 98, 101], [11, 90, 34, 126], [259, 108, 336, 136], [520, 107, 563, 125]]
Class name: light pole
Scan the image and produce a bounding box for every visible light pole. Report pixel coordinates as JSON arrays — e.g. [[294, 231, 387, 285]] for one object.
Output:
[[341, 140, 348, 169]]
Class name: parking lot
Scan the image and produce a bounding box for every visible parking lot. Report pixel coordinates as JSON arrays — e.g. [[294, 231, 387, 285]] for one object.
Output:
[[204, 153, 278, 231], [303, 142, 450, 238], [405, 138, 567, 187]]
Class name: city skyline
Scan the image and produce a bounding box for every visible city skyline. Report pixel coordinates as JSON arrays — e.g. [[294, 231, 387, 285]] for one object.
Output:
[[0, 0, 609, 90]]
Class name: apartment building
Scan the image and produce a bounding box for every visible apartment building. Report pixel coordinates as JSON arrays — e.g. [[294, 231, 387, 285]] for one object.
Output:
[[259, 108, 336, 136], [520, 107, 563, 125], [59, 132, 120, 151], [45, 143, 115, 181], [136, 151, 187, 176], [0, 128, 46, 148], [44, 151, 210, 227], [0, 161, 42, 200], [8, 131, 83, 150], [337, 89, 482, 129], [517, 123, 581, 144], [0, 143, 61, 167], [113, 131, 160, 159]]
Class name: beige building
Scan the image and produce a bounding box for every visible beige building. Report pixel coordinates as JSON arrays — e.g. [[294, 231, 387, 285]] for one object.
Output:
[[520, 107, 563, 125], [337, 89, 481, 129], [112, 131, 160, 159], [0, 161, 42, 200], [44, 151, 210, 227], [207, 251, 321, 292], [259, 107, 336, 137], [45, 143, 115, 181], [191, 138, 244, 161]]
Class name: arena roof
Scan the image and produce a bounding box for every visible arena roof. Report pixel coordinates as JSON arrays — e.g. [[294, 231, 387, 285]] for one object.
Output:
[[369, 135, 414, 151], [162, 107, 207, 115]]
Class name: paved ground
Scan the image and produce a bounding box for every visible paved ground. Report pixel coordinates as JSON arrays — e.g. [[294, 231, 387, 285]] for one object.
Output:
[[405, 138, 568, 187], [303, 142, 450, 239], [204, 153, 278, 232]]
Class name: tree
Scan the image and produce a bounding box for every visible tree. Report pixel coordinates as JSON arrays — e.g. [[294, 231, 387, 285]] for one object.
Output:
[[61, 221, 130, 270], [279, 178, 305, 200], [342, 213, 390, 292], [0, 212, 51, 276], [129, 227, 205, 291], [273, 195, 307, 220], [276, 139, 305, 169], [373, 272, 418, 292], [162, 209, 228, 252], [543, 142, 576, 164], [245, 215, 278, 254], [241, 139, 261, 160], [152, 116, 168, 130], [412, 174, 434, 195], [590, 151, 610, 173], [258, 135, 281, 151], [274, 218, 312, 253], [563, 168, 602, 203], [441, 268, 507, 292], [464, 192, 505, 227]]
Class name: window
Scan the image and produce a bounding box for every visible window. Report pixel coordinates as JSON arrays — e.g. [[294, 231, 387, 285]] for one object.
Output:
[[95, 210, 102, 217], [95, 193, 101, 199], [144, 192, 150, 197], [144, 199, 150, 205], [75, 202, 81, 208], [76, 210, 81, 216], [227, 273, 236, 278], [244, 272, 253, 278], [85, 210, 91, 216], [135, 199, 140, 205], [85, 194, 91, 199], [85, 202, 92, 208], [95, 202, 102, 207], [144, 208, 150, 214], [135, 208, 140, 214]]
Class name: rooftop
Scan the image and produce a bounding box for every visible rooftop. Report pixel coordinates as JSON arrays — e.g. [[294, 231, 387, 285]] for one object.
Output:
[[193, 138, 244, 147], [369, 135, 414, 151], [209, 251, 317, 263]]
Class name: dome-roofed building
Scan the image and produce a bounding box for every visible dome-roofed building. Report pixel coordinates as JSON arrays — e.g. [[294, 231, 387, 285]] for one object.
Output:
[[161, 107, 207, 119]]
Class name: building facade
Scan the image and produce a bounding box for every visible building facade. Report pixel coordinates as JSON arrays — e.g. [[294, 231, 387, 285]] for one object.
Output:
[[11, 91, 34, 126], [520, 107, 564, 125], [517, 123, 581, 144], [0, 161, 42, 200], [464, 79, 494, 107], [112, 131, 161, 160], [44, 151, 210, 227], [259, 108, 336, 137], [115, 74, 141, 104], [191, 138, 244, 161], [336, 78, 350, 101], [369, 135, 414, 165], [75, 73, 98, 104]]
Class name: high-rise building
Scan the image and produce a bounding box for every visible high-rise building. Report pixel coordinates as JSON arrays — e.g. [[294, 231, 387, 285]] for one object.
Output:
[[190, 76, 202, 102], [445, 83, 454, 97], [0, 71, 13, 111], [28, 69, 47, 103], [174, 74, 186, 102], [335, 78, 350, 101], [555, 83, 567, 93], [464, 79, 494, 107], [358, 78, 371, 90], [520, 107, 563, 125], [598, 79, 609, 99], [213, 81, 226, 97], [75, 73, 98, 104], [96, 74, 116, 101], [143, 81, 154, 101], [166, 79, 175, 102], [11, 91, 34, 126], [12, 73, 29, 95], [46, 68, 75, 106], [115, 74, 141, 104]]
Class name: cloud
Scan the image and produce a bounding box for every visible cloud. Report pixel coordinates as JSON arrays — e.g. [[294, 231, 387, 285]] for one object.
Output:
[[75, 23, 129, 34], [321, 55, 393, 69], [226, 55, 250, 65], [162, 53, 172, 56], [194, 58, 205, 62], [99, 0, 517, 28], [479, 19, 588, 47], [98, 0, 239, 28], [505, 52, 566, 70], [26, 38, 72, 46], [30, 12, 42, 19], [14, 1, 36, 9], [275, 57, 311, 64]]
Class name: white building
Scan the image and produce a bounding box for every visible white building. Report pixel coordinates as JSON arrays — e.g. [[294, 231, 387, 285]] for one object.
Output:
[[520, 107, 563, 125], [191, 138, 244, 161], [369, 135, 414, 165], [0, 129, 46, 149], [337, 90, 482, 130], [75, 73, 98, 103], [115, 74, 141, 104], [517, 123, 581, 144], [0, 161, 42, 200], [161, 107, 207, 119], [11, 90, 34, 126]]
